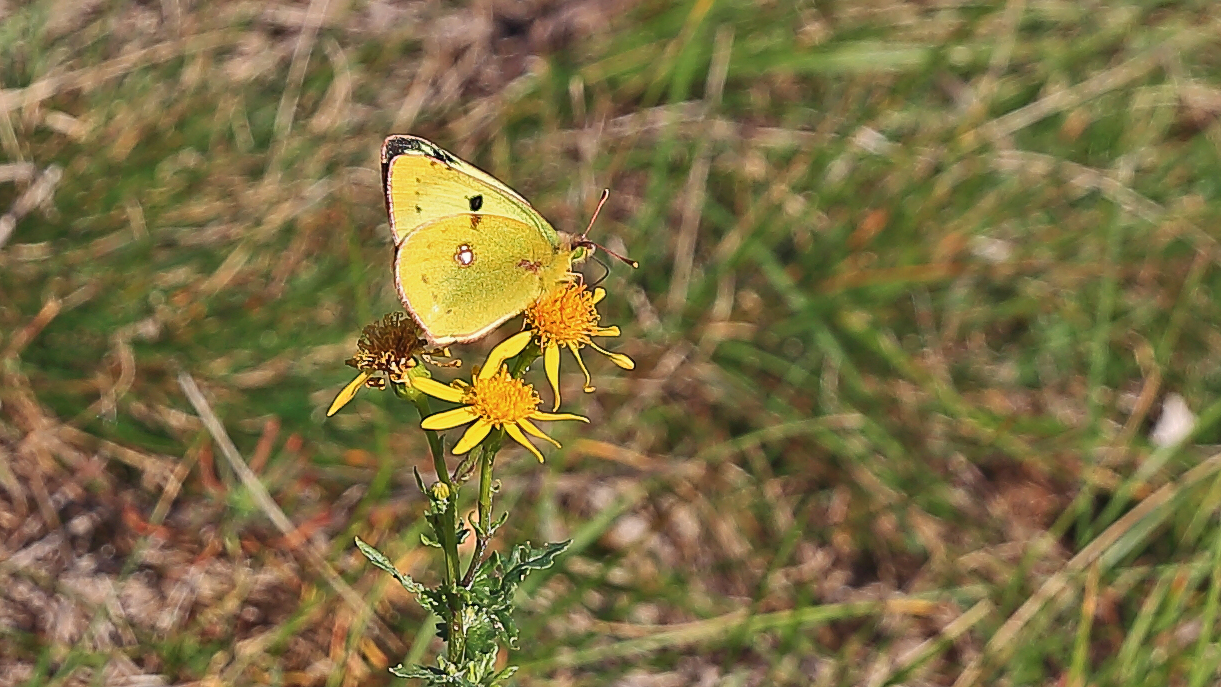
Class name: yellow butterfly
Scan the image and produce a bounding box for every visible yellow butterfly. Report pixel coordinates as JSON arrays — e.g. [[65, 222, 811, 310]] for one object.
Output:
[[382, 135, 615, 346]]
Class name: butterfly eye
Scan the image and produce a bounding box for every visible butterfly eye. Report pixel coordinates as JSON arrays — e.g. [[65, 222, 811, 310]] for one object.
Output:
[[454, 244, 476, 267]]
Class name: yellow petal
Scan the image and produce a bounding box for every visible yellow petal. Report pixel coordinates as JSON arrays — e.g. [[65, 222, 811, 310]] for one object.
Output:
[[590, 341, 635, 370], [421, 406, 479, 431], [544, 343, 562, 411], [529, 410, 589, 423], [505, 423, 545, 462], [592, 287, 606, 304], [567, 342, 595, 392], [481, 330, 533, 380], [453, 418, 494, 454], [327, 372, 372, 417], [411, 376, 465, 403], [595, 325, 620, 337], [518, 418, 561, 448]]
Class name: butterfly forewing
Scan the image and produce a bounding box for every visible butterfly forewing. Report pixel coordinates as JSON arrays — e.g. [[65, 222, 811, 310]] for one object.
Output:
[[381, 135, 558, 246]]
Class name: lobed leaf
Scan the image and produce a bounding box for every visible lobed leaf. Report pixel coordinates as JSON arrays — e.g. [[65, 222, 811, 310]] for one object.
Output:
[[354, 537, 426, 594]]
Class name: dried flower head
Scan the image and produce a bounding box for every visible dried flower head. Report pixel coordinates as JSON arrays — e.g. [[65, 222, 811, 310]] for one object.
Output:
[[327, 312, 454, 417], [524, 281, 634, 410]]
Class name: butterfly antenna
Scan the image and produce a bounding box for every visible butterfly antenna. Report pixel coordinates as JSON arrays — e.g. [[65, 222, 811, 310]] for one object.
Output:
[[577, 189, 639, 269], [580, 189, 611, 241]]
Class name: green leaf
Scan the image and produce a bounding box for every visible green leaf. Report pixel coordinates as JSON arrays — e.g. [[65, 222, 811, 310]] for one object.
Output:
[[420, 531, 443, 548], [469, 509, 508, 539], [463, 647, 500, 683], [489, 510, 509, 534], [354, 537, 425, 594], [422, 588, 450, 617], [369, 540, 571, 685], [489, 666, 519, 686], [355, 537, 448, 618], [500, 540, 571, 592], [390, 663, 442, 679], [492, 607, 519, 647], [388, 662, 480, 686]]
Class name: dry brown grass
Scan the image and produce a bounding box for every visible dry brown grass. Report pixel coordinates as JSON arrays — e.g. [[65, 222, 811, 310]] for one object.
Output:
[[5, 1, 1221, 685]]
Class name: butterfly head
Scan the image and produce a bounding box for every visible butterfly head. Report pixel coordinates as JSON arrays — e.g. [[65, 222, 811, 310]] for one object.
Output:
[[566, 189, 638, 269]]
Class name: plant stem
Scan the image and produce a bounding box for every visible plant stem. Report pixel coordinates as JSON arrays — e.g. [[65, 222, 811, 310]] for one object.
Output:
[[398, 384, 465, 660], [460, 344, 540, 586], [398, 345, 541, 663], [509, 342, 540, 377], [406, 393, 460, 575], [462, 443, 496, 586], [403, 390, 455, 489]]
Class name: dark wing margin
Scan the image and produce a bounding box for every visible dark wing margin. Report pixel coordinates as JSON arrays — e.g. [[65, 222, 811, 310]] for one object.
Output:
[[381, 135, 457, 168], [380, 135, 460, 220]]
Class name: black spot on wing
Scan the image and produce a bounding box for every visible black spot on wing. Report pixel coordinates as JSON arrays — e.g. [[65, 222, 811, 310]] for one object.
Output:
[[416, 205, 422, 213], [469, 195, 483, 212]]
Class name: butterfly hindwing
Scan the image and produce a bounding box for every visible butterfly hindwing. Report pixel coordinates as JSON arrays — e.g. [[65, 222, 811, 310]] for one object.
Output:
[[394, 214, 571, 345]]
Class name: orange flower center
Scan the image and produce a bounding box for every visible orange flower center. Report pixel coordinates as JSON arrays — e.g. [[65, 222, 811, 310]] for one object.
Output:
[[464, 367, 540, 426], [525, 282, 599, 347]]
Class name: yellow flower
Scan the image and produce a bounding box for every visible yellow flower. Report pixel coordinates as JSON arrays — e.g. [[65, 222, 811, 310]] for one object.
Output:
[[523, 281, 634, 410], [410, 333, 587, 462], [327, 312, 453, 417]]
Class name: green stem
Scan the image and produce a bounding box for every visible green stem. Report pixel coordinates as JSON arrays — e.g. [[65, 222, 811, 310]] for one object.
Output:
[[478, 446, 494, 530], [462, 444, 496, 586], [409, 392, 456, 490], [398, 343, 542, 663], [397, 384, 455, 492], [397, 383, 464, 660], [460, 344, 540, 586], [509, 342, 540, 377]]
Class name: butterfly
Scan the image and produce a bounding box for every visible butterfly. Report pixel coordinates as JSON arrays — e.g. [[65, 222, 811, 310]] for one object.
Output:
[[381, 135, 621, 347]]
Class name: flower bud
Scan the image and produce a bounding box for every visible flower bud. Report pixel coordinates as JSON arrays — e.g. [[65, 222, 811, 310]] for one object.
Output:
[[431, 482, 451, 501]]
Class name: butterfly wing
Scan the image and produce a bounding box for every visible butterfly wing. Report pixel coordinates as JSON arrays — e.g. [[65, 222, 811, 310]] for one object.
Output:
[[395, 214, 573, 346], [381, 135, 558, 246]]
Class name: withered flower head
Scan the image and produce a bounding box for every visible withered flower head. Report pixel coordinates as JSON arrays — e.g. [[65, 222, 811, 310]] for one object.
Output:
[[327, 313, 454, 417]]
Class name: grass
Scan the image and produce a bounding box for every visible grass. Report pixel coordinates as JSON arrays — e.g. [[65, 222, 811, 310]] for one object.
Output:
[[4, 0, 1221, 684]]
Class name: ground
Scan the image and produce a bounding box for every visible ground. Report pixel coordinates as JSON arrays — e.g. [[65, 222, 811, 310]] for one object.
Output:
[[3, 0, 1221, 685]]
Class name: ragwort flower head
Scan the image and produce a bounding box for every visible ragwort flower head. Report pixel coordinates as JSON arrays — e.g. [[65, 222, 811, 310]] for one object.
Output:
[[327, 312, 452, 416], [411, 333, 587, 462], [524, 281, 634, 410]]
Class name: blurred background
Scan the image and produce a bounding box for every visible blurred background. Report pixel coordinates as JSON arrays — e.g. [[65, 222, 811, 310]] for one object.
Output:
[[4, 0, 1221, 685]]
